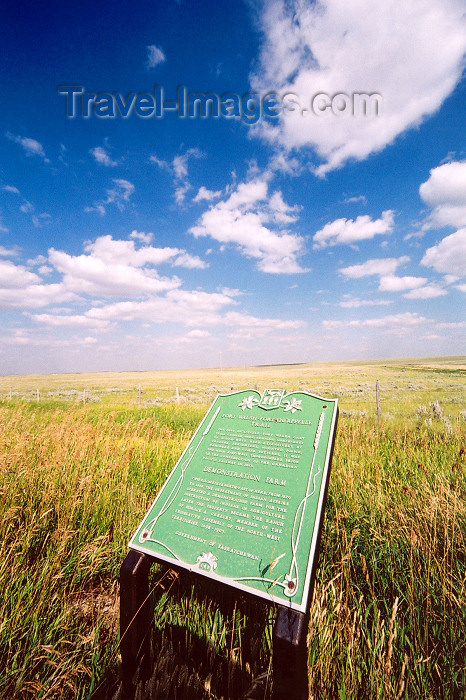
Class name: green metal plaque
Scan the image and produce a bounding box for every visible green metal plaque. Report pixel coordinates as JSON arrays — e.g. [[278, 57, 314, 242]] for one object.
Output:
[[129, 390, 338, 612]]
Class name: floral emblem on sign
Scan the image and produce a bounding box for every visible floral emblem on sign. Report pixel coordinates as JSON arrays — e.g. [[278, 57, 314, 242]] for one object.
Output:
[[283, 574, 297, 597], [238, 395, 259, 411], [196, 552, 218, 572], [282, 398, 303, 413]]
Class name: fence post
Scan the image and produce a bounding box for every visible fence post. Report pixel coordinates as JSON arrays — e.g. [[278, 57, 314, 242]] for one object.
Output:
[[376, 380, 381, 417]]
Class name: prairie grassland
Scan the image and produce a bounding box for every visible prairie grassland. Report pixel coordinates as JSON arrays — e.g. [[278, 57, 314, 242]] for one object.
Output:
[[0, 358, 464, 699]]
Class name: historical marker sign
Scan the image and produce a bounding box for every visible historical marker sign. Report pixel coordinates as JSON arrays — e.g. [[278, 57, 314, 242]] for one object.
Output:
[[129, 390, 338, 613]]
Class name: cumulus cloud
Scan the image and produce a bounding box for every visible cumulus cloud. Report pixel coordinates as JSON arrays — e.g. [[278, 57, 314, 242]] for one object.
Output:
[[84, 289, 237, 327], [313, 210, 393, 249], [48, 244, 180, 299], [378, 275, 427, 292], [49, 249, 180, 297], [0, 280, 78, 310], [83, 234, 207, 270], [190, 177, 306, 273], [402, 284, 447, 299], [0, 260, 40, 288], [339, 256, 409, 279], [421, 228, 466, 277], [251, 0, 466, 175], [339, 255, 433, 294], [419, 161, 466, 229]]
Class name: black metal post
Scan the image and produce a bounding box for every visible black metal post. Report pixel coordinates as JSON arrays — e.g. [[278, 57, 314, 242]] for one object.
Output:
[[272, 607, 309, 700], [119, 550, 152, 696]]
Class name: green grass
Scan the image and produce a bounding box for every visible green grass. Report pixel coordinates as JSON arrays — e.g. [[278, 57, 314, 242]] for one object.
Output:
[[0, 358, 464, 698]]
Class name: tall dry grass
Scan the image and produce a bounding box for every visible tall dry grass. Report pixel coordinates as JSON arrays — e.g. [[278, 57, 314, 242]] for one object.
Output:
[[0, 387, 464, 698]]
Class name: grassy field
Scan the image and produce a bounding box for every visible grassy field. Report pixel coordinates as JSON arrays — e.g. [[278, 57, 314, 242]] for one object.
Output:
[[0, 357, 464, 699]]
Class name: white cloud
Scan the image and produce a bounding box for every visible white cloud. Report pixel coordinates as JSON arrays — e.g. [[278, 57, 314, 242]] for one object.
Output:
[[222, 311, 306, 330], [130, 230, 154, 244], [378, 275, 427, 292], [0, 260, 40, 288], [175, 183, 190, 205], [27, 255, 48, 266], [190, 177, 307, 273], [0, 330, 98, 348], [344, 195, 367, 205], [186, 329, 211, 339], [339, 255, 434, 294], [419, 161, 466, 228], [147, 45, 166, 69], [82, 294, 305, 335], [172, 252, 208, 269], [32, 213, 51, 228], [438, 321, 466, 328], [313, 210, 393, 249], [338, 297, 392, 308], [20, 201, 34, 213], [323, 312, 428, 329], [403, 284, 447, 299], [84, 204, 106, 216], [193, 186, 222, 202], [421, 228, 466, 277], [48, 247, 180, 298], [85, 289, 236, 327], [30, 313, 110, 329], [0, 282, 78, 309], [90, 146, 118, 167], [0, 246, 20, 257], [105, 179, 134, 208], [41, 235, 209, 301], [151, 148, 204, 204], [339, 256, 409, 279], [6, 133, 50, 162], [83, 234, 206, 270], [2, 185, 20, 194], [86, 179, 135, 215], [251, 0, 466, 175]]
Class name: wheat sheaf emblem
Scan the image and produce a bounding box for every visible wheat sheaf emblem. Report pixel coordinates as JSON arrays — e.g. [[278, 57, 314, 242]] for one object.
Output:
[[196, 552, 218, 572]]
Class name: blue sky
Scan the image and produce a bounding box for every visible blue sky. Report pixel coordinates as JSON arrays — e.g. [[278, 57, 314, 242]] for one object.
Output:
[[1, 0, 465, 374]]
